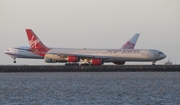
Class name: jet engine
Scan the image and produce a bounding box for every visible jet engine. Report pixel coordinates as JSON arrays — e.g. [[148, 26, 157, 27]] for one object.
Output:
[[113, 61, 125, 65], [90, 58, 104, 66], [44, 57, 67, 63], [45, 57, 57, 63], [67, 56, 80, 62]]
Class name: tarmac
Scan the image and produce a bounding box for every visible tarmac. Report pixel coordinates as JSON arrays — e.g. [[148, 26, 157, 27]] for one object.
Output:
[[0, 65, 180, 72]]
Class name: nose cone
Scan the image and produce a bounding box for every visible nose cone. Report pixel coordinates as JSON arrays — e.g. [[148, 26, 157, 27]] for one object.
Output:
[[160, 54, 166, 60], [4, 50, 13, 56], [163, 54, 166, 59], [4, 51, 8, 54]]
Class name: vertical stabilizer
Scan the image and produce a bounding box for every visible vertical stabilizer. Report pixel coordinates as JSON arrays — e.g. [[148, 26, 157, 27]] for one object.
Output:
[[26, 29, 50, 56], [26, 29, 48, 49], [121, 33, 140, 49]]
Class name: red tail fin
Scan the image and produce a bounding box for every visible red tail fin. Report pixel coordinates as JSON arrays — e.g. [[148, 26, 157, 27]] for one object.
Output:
[[26, 29, 50, 56], [26, 29, 48, 49]]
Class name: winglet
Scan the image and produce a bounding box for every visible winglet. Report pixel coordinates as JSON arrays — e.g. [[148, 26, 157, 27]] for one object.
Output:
[[121, 33, 140, 49]]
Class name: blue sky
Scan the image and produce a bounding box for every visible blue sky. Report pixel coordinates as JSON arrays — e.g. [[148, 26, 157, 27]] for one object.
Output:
[[1, 0, 180, 65]]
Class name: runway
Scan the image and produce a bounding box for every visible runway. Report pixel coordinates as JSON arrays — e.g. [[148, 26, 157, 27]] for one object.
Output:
[[0, 65, 180, 72]]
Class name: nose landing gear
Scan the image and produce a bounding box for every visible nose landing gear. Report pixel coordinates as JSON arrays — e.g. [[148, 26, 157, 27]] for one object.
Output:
[[13, 58, 16, 63]]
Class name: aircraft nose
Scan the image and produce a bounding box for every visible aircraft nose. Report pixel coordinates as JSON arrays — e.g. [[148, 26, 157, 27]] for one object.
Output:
[[160, 54, 166, 59], [4, 50, 11, 55], [4, 51, 8, 54], [163, 54, 166, 59]]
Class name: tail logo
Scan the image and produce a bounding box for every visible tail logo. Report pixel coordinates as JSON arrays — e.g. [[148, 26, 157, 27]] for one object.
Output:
[[29, 36, 40, 49], [122, 41, 135, 49]]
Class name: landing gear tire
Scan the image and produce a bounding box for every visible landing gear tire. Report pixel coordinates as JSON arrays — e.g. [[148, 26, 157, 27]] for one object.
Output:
[[80, 63, 91, 66], [152, 61, 156, 66], [13, 58, 16, 63], [65, 63, 79, 66]]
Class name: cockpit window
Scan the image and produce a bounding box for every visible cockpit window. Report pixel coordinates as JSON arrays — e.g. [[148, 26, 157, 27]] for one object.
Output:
[[158, 52, 163, 54]]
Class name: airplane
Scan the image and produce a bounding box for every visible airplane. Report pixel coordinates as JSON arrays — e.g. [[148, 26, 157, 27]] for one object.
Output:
[[4, 29, 140, 64], [25, 29, 166, 65]]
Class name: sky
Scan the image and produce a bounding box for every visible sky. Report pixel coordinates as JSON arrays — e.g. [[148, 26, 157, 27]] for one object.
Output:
[[1, 0, 180, 65]]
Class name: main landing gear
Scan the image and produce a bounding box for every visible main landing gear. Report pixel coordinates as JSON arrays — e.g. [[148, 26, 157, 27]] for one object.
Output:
[[80, 63, 92, 66], [65, 63, 79, 66], [64, 63, 94, 66], [13, 58, 16, 63], [152, 61, 156, 66]]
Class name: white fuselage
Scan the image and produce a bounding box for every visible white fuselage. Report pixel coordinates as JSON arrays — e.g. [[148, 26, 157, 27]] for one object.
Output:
[[4, 46, 43, 59], [45, 48, 166, 62]]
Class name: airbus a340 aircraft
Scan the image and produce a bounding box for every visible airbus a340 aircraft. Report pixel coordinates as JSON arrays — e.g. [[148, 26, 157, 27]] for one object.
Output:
[[25, 29, 165, 65], [4, 29, 140, 64]]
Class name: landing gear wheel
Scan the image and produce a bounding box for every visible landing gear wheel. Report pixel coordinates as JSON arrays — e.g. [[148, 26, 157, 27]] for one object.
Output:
[[13, 58, 16, 63], [65, 63, 79, 66], [152, 61, 156, 66], [81, 63, 91, 66]]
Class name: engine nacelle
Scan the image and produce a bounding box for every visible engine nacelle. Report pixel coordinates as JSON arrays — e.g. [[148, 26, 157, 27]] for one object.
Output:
[[113, 61, 125, 65], [90, 58, 103, 66], [44, 57, 57, 63], [44, 57, 67, 63], [67, 56, 79, 62]]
